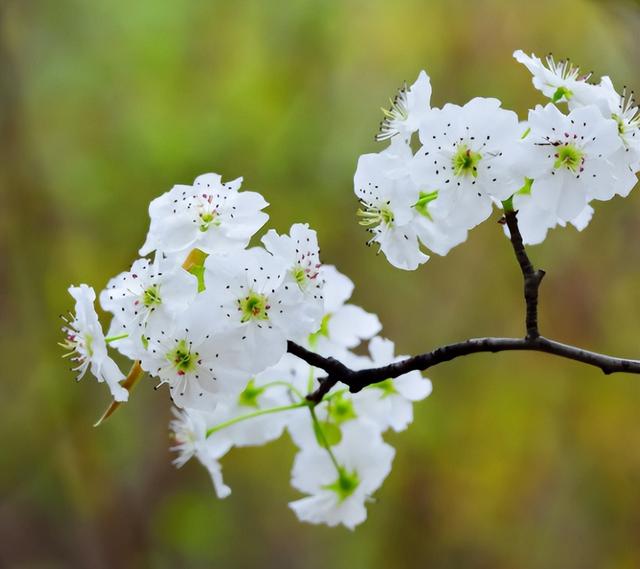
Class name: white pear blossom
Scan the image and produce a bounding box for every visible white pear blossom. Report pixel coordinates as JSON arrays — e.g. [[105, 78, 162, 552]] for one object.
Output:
[[139, 297, 247, 410], [513, 50, 595, 106], [170, 407, 232, 498], [580, 76, 640, 190], [261, 223, 324, 323], [516, 103, 623, 221], [411, 97, 522, 229], [354, 137, 429, 270], [289, 421, 395, 529], [308, 265, 381, 358], [509, 181, 595, 245], [203, 247, 322, 373], [60, 285, 128, 402], [377, 70, 432, 142], [140, 173, 269, 258], [100, 256, 196, 338], [350, 337, 432, 433]]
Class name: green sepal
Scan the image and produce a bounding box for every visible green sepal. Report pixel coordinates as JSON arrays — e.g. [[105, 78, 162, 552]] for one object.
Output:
[[327, 392, 357, 425], [517, 177, 533, 196], [324, 468, 360, 502], [314, 420, 342, 447], [182, 248, 209, 292], [308, 313, 331, 349], [551, 86, 572, 103], [238, 379, 265, 409], [413, 191, 438, 219]]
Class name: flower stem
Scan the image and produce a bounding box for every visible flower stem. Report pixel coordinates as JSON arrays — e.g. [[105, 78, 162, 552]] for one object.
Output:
[[308, 406, 342, 475], [260, 380, 305, 401], [205, 402, 306, 438]]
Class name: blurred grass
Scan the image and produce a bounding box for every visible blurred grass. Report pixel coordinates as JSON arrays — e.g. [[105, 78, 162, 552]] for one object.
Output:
[[2, 0, 640, 567]]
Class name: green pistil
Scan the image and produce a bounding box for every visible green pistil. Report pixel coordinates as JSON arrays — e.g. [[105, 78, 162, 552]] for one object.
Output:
[[324, 468, 360, 502], [328, 392, 357, 425], [452, 144, 482, 178], [143, 284, 162, 307], [238, 379, 265, 408], [239, 291, 269, 323], [551, 86, 573, 103], [357, 205, 394, 228], [308, 313, 331, 348], [167, 339, 198, 375], [293, 266, 307, 286], [371, 378, 397, 398], [553, 144, 584, 172], [199, 211, 219, 232], [413, 191, 438, 219], [613, 114, 626, 135]]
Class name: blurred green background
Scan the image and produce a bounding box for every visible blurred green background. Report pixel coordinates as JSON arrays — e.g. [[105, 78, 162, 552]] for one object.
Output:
[[3, 0, 640, 567]]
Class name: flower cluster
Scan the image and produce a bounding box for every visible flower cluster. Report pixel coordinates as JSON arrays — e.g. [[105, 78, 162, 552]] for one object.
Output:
[[61, 49, 638, 530], [62, 172, 431, 529], [356, 50, 639, 269]]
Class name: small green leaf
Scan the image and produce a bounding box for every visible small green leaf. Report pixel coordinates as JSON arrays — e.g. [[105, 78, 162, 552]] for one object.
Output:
[[237, 379, 265, 408]]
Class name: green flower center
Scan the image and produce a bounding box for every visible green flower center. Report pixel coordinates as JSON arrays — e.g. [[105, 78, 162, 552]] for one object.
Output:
[[167, 339, 199, 376], [324, 468, 360, 502], [292, 266, 307, 286], [143, 284, 162, 307], [239, 291, 269, 322], [452, 144, 482, 177], [553, 144, 584, 172], [357, 205, 394, 228], [199, 211, 219, 232], [613, 113, 626, 135]]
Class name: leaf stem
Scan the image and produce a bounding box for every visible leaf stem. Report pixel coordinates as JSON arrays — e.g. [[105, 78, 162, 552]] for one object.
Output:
[[308, 405, 342, 475]]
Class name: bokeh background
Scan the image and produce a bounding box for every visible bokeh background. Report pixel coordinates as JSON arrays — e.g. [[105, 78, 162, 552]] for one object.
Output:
[[3, 0, 640, 567]]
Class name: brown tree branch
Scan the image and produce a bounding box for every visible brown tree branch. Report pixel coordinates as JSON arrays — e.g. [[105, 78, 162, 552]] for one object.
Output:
[[288, 208, 640, 404], [503, 208, 546, 338]]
